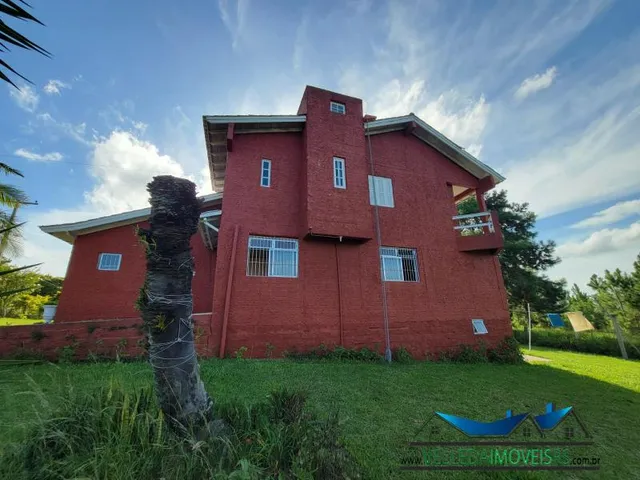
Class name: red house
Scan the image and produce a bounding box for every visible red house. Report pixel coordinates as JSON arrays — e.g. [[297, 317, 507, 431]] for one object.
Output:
[[41, 86, 511, 359]]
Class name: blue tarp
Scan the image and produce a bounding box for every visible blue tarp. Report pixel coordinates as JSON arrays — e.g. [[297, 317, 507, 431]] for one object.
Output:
[[547, 313, 565, 328]]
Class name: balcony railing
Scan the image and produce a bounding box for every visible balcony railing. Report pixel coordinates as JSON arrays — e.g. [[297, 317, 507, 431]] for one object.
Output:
[[452, 211, 503, 252]]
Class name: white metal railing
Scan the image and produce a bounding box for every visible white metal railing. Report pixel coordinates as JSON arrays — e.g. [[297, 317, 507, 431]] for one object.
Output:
[[452, 211, 495, 235]]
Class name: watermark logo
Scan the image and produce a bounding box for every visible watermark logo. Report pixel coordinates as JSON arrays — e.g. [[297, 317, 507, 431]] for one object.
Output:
[[400, 403, 600, 471]]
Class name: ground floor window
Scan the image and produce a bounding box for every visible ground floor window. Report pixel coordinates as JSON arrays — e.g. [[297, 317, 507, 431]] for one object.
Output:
[[247, 236, 298, 278], [380, 247, 419, 282]]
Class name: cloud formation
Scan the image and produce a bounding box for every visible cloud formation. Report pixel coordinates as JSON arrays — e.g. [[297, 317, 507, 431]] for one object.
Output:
[[43, 79, 71, 95], [572, 199, 640, 229], [8, 84, 39, 112], [514, 67, 558, 100], [14, 148, 63, 162]]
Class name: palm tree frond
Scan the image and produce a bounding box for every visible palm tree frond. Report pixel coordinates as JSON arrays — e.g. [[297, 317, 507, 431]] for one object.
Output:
[[0, 162, 23, 177], [0, 185, 29, 207], [0, 263, 41, 276]]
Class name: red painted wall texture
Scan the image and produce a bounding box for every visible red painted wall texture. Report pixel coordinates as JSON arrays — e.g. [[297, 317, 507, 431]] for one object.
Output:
[[21, 86, 511, 360], [55, 220, 217, 323]]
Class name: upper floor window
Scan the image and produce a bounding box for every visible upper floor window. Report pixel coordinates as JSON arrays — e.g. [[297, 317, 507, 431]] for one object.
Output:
[[261, 159, 271, 187], [333, 157, 346, 189], [97, 253, 122, 271], [247, 236, 298, 278], [380, 247, 418, 282], [330, 101, 346, 114], [368, 175, 394, 207]]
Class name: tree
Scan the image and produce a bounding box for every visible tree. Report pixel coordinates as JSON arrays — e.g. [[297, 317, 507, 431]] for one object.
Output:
[[0, 260, 39, 317], [31, 274, 63, 302], [1, 0, 50, 88], [588, 259, 640, 334], [567, 284, 608, 330], [137, 176, 222, 437], [458, 190, 567, 319]]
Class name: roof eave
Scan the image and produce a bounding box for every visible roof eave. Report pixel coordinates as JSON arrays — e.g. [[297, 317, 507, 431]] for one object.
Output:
[[40, 192, 223, 245], [365, 114, 505, 184]]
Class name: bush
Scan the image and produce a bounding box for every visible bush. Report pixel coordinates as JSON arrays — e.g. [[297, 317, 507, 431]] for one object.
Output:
[[391, 346, 414, 363], [284, 344, 384, 362], [514, 328, 640, 359], [0, 384, 362, 479], [433, 337, 523, 364]]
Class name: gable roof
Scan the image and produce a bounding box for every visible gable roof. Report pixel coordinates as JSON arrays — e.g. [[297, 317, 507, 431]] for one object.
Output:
[[203, 112, 504, 192], [365, 114, 505, 184], [40, 192, 223, 244]]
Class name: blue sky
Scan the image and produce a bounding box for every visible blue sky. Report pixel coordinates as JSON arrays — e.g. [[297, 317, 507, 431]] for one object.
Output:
[[1, 0, 639, 289]]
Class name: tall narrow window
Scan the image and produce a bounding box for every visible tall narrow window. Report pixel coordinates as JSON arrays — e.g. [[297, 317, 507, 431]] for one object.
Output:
[[368, 175, 394, 207], [261, 159, 271, 187], [97, 253, 122, 271], [330, 101, 346, 114], [333, 157, 346, 189], [247, 236, 298, 278], [380, 247, 418, 282]]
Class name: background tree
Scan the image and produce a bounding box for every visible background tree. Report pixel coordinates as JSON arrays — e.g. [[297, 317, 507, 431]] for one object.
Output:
[[0, 260, 39, 317], [459, 190, 567, 324], [567, 284, 608, 330], [588, 259, 640, 334]]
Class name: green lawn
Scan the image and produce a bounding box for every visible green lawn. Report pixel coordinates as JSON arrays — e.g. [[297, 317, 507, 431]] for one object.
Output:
[[0, 317, 44, 327], [1, 350, 638, 479]]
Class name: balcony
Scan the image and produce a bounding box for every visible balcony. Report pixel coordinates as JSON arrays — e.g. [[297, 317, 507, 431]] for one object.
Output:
[[452, 211, 504, 253]]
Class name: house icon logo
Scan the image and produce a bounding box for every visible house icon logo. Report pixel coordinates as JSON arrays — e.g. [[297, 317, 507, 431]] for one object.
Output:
[[413, 402, 591, 443], [401, 403, 599, 472]]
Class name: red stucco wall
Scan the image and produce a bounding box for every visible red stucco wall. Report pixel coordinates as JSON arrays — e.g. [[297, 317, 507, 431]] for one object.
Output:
[[55, 221, 216, 323], [40, 86, 511, 360]]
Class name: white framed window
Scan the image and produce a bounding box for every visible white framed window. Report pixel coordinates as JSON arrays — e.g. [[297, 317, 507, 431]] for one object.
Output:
[[368, 175, 394, 207], [247, 236, 298, 278], [333, 157, 346, 189], [330, 101, 346, 114], [261, 159, 271, 187], [472, 319, 488, 335], [380, 247, 419, 282], [97, 253, 122, 271]]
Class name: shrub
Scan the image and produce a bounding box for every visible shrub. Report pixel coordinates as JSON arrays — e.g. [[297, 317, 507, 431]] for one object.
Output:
[[392, 346, 414, 363], [233, 346, 248, 359], [514, 328, 640, 359], [432, 337, 523, 364], [284, 345, 383, 362], [0, 384, 362, 479], [30, 329, 46, 342], [56, 344, 76, 363]]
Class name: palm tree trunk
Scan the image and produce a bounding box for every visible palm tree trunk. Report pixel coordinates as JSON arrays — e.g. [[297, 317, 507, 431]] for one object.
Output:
[[138, 175, 218, 436]]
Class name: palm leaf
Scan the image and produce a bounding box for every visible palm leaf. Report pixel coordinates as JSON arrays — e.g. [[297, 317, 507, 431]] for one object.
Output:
[[0, 0, 49, 87], [0, 162, 23, 177], [0, 286, 32, 297], [0, 185, 29, 207], [0, 263, 40, 276]]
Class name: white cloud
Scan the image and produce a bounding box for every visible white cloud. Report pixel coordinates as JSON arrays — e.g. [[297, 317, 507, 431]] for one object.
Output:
[[218, 0, 250, 50], [557, 222, 640, 258], [86, 131, 185, 213], [43, 79, 71, 95], [13, 148, 63, 162], [514, 67, 558, 100], [36, 112, 91, 146], [572, 199, 640, 229], [8, 84, 39, 112], [550, 222, 640, 288]]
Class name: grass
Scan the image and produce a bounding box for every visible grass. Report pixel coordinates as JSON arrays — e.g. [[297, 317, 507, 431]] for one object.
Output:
[[0, 317, 44, 327], [1, 350, 639, 479]]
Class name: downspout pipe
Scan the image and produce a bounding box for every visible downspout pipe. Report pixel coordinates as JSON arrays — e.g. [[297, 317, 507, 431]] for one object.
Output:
[[366, 132, 393, 363]]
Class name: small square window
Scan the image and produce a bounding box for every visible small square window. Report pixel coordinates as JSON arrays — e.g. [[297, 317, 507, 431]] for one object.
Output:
[[97, 253, 122, 271], [330, 101, 346, 114], [261, 159, 271, 187], [472, 319, 488, 335], [333, 157, 346, 189]]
